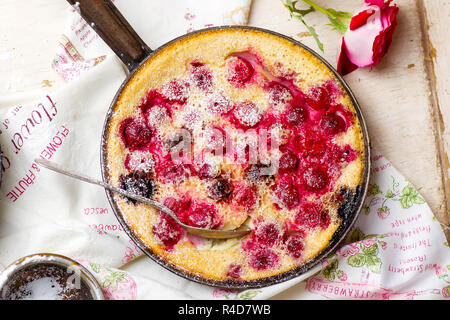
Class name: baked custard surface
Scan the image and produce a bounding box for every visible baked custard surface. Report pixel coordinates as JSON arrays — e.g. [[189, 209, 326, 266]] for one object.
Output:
[[104, 28, 365, 283]]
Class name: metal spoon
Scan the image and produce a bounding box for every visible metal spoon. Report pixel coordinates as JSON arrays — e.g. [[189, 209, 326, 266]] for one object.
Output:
[[35, 159, 251, 239]]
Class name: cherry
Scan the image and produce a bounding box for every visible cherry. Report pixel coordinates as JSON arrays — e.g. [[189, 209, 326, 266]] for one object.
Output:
[[273, 175, 300, 210], [320, 112, 346, 136], [284, 234, 304, 259], [285, 106, 308, 126], [302, 165, 329, 192], [278, 150, 298, 172], [207, 92, 232, 114], [255, 223, 280, 247], [196, 163, 219, 179], [190, 65, 213, 90], [119, 118, 152, 150], [152, 213, 184, 248], [232, 101, 262, 128], [295, 131, 327, 158], [249, 248, 279, 271], [119, 171, 155, 204], [245, 163, 275, 183], [163, 196, 191, 223], [145, 104, 171, 127], [161, 79, 189, 104], [124, 152, 154, 173], [226, 56, 254, 87], [226, 264, 242, 279], [186, 203, 220, 229], [307, 85, 332, 110], [295, 202, 330, 230], [158, 160, 189, 183], [208, 178, 233, 201], [268, 83, 292, 107], [233, 184, 258, 211]]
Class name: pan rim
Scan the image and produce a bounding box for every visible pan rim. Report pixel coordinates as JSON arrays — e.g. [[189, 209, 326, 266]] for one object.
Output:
[[100, 25, 371, 289]]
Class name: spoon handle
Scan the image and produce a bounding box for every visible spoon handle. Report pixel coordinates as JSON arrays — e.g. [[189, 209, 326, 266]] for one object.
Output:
[[34, 158, 178, 219]]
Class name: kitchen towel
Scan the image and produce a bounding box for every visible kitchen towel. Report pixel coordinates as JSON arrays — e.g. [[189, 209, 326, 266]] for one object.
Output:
[[0, 0, 448, 300]]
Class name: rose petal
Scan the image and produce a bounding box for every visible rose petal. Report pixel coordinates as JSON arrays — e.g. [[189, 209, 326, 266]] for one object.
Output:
[[337, 38, 358, 76]]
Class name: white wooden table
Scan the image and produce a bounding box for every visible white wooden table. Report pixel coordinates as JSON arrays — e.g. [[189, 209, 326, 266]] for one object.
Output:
[[0, 0, 449, 299]]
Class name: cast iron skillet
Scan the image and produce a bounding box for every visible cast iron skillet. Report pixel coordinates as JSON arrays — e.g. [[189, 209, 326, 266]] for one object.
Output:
[[68, 0, 371, 289]]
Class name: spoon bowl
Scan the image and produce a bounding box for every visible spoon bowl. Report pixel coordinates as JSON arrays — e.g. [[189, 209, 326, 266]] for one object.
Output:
[[35, 158, 251, 239]]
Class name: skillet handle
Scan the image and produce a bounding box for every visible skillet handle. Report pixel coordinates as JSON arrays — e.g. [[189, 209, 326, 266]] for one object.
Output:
[[66, 0, 152, 72]]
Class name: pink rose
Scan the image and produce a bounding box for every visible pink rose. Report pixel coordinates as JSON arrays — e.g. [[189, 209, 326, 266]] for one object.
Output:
[[337, 243, 360, 257], [337, 0, 399, 75], [377, 206, 390, 219], [360, 236, 377, 248]]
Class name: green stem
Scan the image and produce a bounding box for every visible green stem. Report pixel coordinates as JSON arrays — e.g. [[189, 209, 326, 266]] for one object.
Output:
[[301, 0, 336, 19]]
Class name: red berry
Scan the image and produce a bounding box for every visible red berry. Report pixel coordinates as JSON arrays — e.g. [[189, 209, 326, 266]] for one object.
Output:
[[208, 178, 233, 201], [307, 85, 331, 110], [161, 79, 189, 104], [295, 202, 330, 230], [278, 150, 298, 172], [255, 223, 280, 247], [190, 65, 213, 90], [285, 106, 308, 126], [273, 175, 300, 210], [119, 171, 155, 204], [119, 118, 152, 149], [186, 203, 220, 229], [226, 56, 254, 87], [295, 131, 327, 158], [284, 234, 304, 259], [226, 264, 242, 279], [320, 112, 346, 136], [268, 83, 292, 107], [302, 165, 329, 192], [249, 248, 279, 271], [158, 160, 189, 183], [152, 213, 184, 248], [233, 184, 258, 211], [232, 101, 262, 128], [207, 92, 232, 114], [163, 196, 191, 223]]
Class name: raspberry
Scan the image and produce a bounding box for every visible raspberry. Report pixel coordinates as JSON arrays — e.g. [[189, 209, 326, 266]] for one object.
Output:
[[226, 56, 254, 87], [233, 184, 258, 211], [186, 203, 220, 229], [278, 150, 298, 172], [273, 175, 300, 210], [226, 264, 242, 279], [119, 171, 155, 204], [320, 112, 346, 136], [232, 101, 262, 128], [284, 234, 304, 259], [163, 196, 191, 223], [161, 79, 189, 104], [152, 213, 183, 248], [208, 178, 233, 201], [119, 118, 152, 150], [302, 165, 329, 192], [249, 248, 279, 271], [255, 223, 280, 247], [190, 65, 213, 90]]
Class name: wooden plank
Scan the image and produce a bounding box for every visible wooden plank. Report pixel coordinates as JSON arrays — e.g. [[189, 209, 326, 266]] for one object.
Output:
[[421, 0, 450, 238]]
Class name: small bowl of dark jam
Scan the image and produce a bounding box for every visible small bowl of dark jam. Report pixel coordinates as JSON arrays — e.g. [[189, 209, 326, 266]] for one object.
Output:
[[0, 253, 104, 300]]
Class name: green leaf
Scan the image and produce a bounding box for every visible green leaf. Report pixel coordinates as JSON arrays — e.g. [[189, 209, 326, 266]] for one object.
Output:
[[385, 189, 395, 199], [326, 8, 352, 34], [399, 196, 413, 209], [90, 262, 100, 273], [368, 184, 382, 196], [361, 244, 378, 257], [336, 270, 344, 279], [363, 205, 370, 215], [365, 256, 382, 273], [446, 264, 450, 271], [240, 290, 261, 300], [347, 253, 366, 267], [348, 228, 365, 243], [322, 259, 338, 280], [412, 194, 425, 205], [402, 184, 414, 196]]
